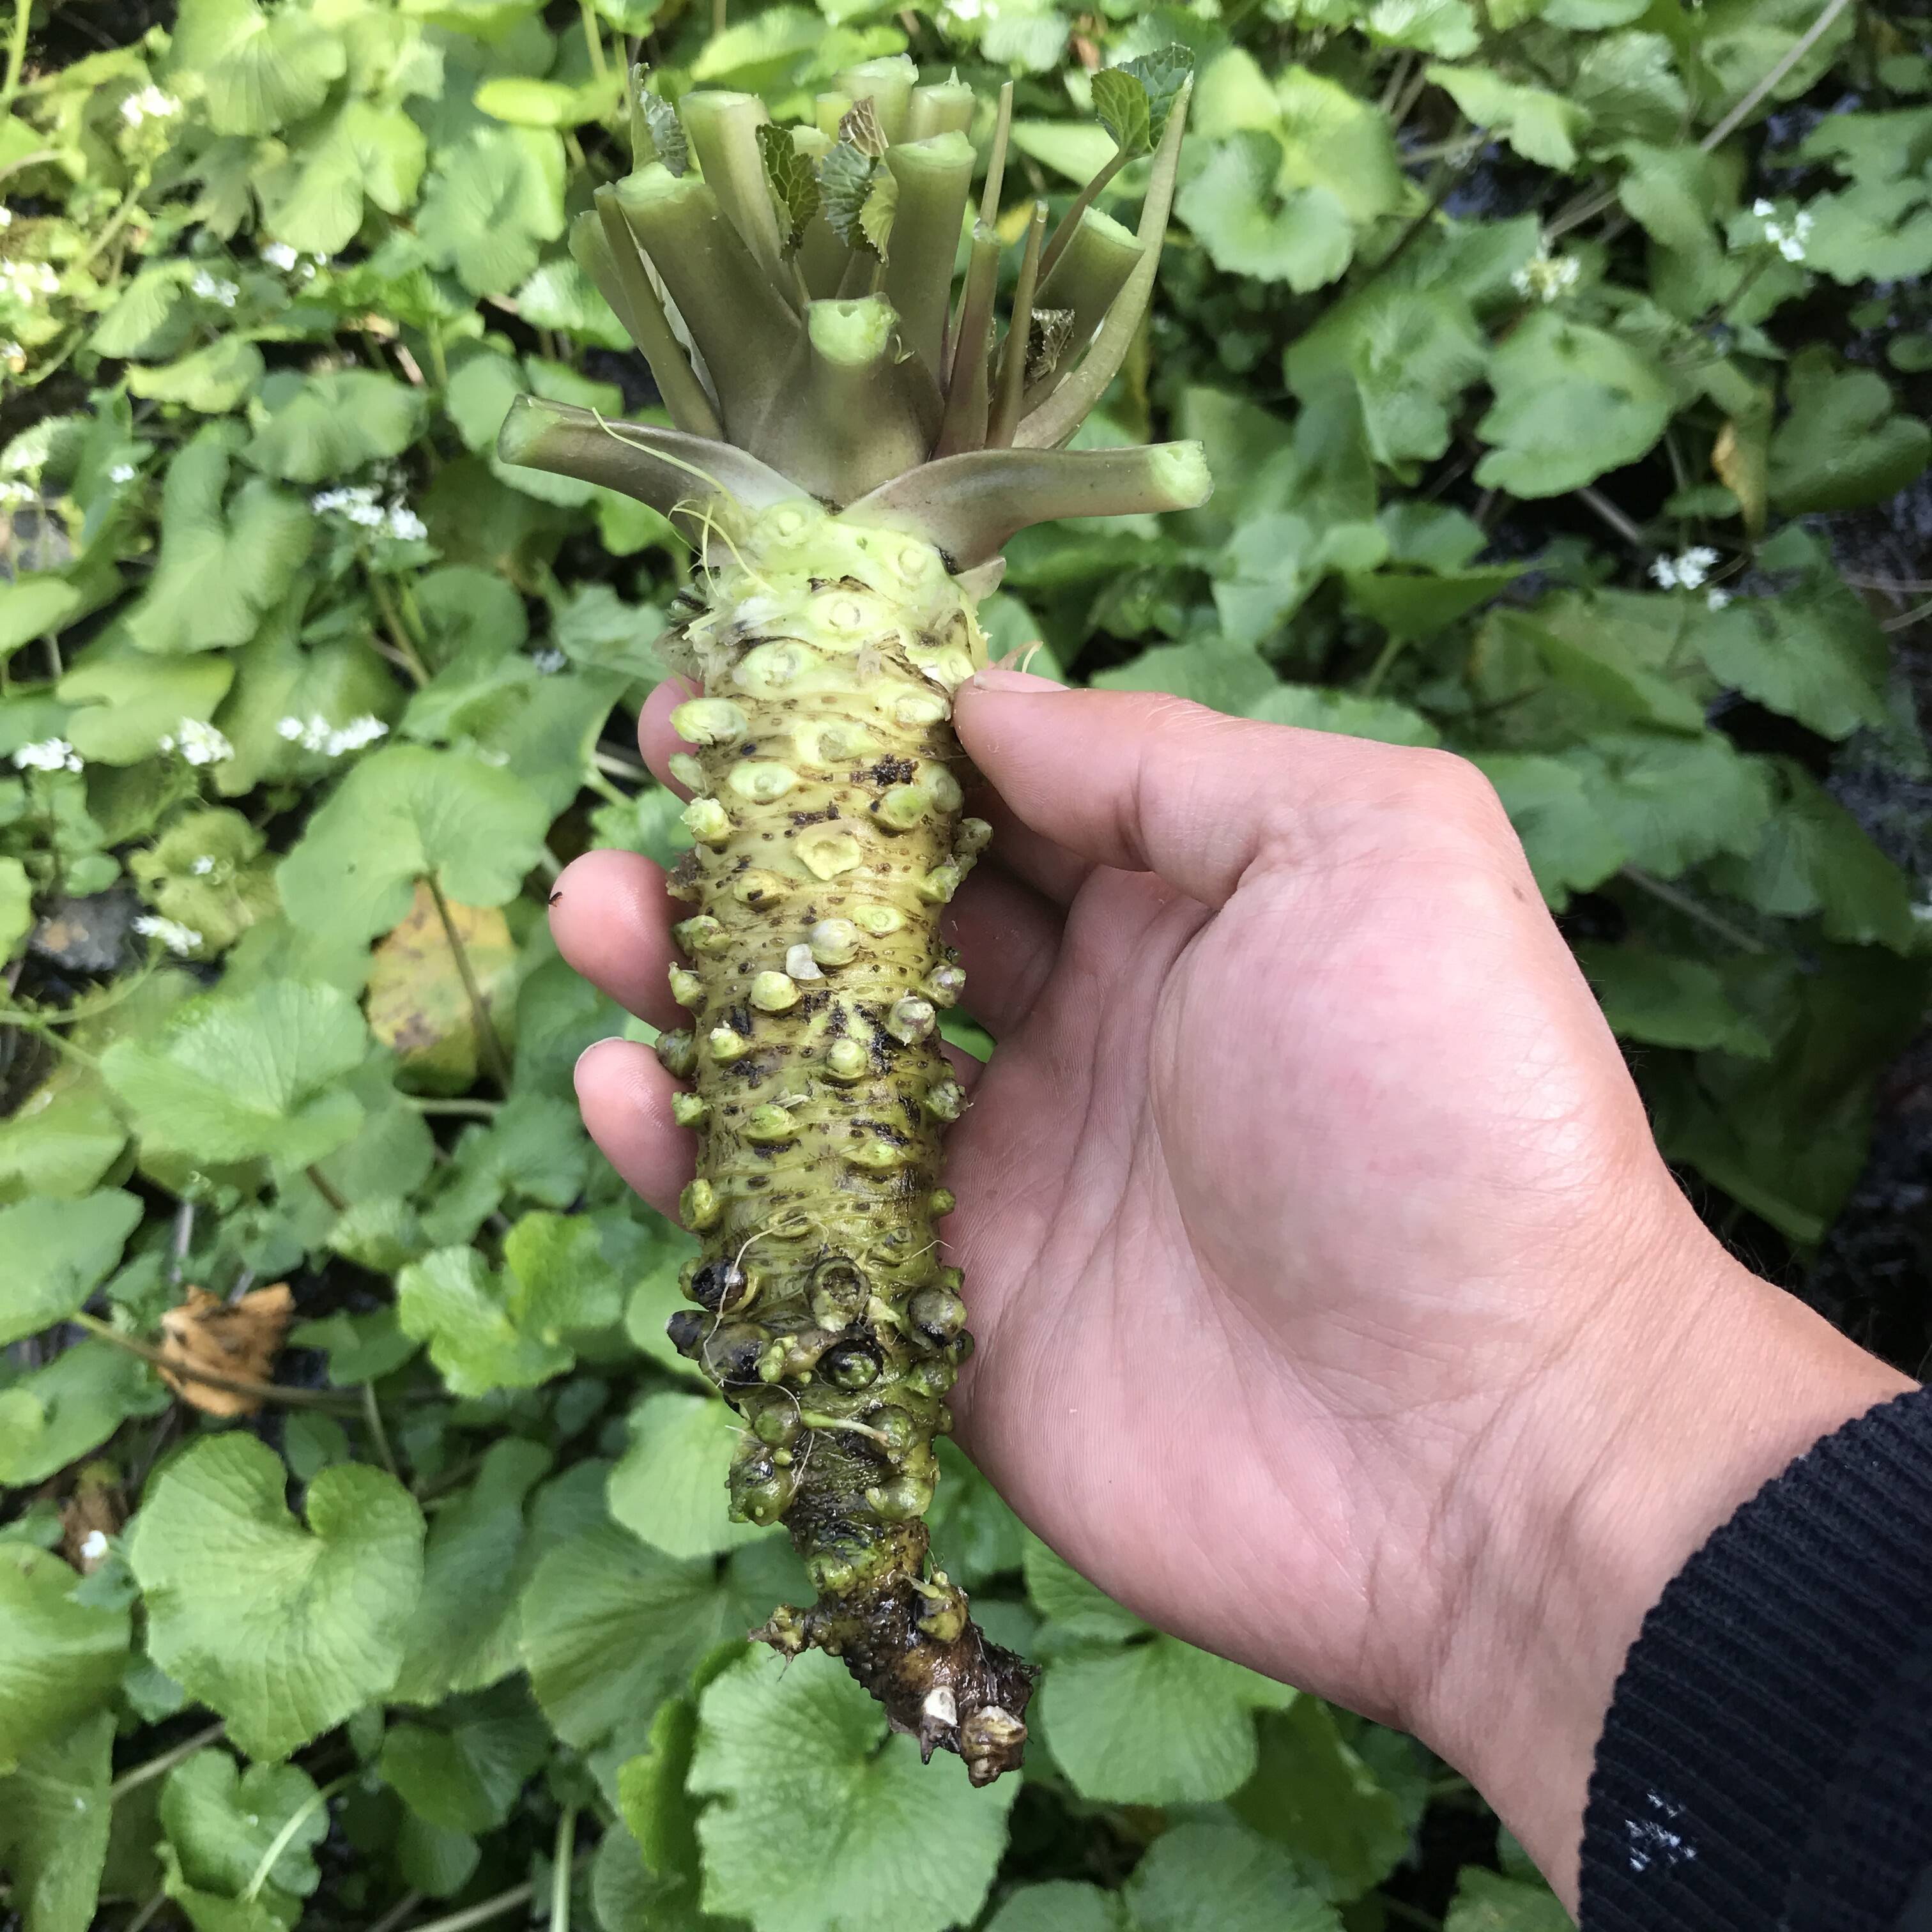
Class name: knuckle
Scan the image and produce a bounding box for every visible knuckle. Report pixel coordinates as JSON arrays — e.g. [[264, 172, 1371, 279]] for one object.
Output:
[[1403, 749, 1508, 832]]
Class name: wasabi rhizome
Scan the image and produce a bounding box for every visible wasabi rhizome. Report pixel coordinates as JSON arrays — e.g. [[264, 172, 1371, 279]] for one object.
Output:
[[501, 47, 1208, 1784]]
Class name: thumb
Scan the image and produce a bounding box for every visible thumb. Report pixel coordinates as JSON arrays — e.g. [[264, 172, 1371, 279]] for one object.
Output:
[[953, 671, 1405, 908]]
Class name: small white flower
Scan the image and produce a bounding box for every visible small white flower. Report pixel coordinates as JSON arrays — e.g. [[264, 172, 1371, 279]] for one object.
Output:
[[79, 1529, 109, 1561], [1652, 547, 1718, 593], [0, 479, 34, 510], [1511, 242, 1581, 304], [326, 715, 388, 755], [1751, 201, 1812, 266], [0, 341, 21, 367], [1706, 587, 1733, 611], [119, 84, 181, 127], [12, 737, 82, 774], [190, 854, 215, 875], [189, 269, 240, 308], [134, 914, 203, 956], [261, 240, 300, 272], [158, 717, 234, 766], [109, 461, 136, 484], [0, 208, 10, 229], [277, 712, 388, 756], [532, 647, 567, 674], [0, 259, 60, 306], [385, 505, 426, 542]]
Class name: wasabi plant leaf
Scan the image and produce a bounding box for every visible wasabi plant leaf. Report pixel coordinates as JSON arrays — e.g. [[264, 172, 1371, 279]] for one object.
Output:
[[395, 1247, 572, 1398], [276, 744, 550, 941], [816, 142, 880, 252], [391, 1439, 555, 1705], [0, 1549, 128, 1776], [0, 1188, 142, 1346], [520, 1526, 783, 1753], [689, 1648, 1020, 1932], [1426, 63, 1588, 169], [158, 1749, 326, 1901], [100, 980, 369, 1169], [608, 1391, 773, 1560], [1124, 1822, 1341, 1932], [1574, 946, 1774, 1057], [168, 0, 346, 135], [128, 1433, 425, 1761], [417, 127, 566, 295], [1035, 1636, 1296, 1805], [379, 1685, 551, 1834], [1228, 1702, 1411, 1903], [0, 1343, 167, 1489], [757, 124, 819, 255], [245, 369, 426, 484], [1474, 313, 1672, 498], [125, 428, 314, 655], [0, 1712, 115, 1932]]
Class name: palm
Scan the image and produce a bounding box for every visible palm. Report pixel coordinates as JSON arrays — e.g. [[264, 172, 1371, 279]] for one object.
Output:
[[940, 800, 1672, 1725]]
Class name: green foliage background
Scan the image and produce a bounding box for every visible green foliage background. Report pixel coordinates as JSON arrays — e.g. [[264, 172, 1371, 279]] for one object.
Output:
[[3, 0, 1930, 1926]]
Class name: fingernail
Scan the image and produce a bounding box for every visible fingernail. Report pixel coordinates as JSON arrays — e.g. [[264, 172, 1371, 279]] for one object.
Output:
[[969, 666, 1061, 694]]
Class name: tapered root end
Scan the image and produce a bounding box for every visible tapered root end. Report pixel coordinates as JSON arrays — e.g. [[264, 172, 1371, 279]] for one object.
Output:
[[755, 1573, 1038, 1784]]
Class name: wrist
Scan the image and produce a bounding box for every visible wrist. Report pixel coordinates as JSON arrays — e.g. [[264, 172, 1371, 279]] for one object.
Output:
[[1418, 1206, 1914, 1910]]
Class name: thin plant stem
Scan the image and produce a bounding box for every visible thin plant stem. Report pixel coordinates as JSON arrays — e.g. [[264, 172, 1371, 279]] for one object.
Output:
[[1574, 484, 1648, 552], [402, 1096, 502, 1119], [368, 1892, 425, 1932], [305, 1164, 349, 1213], [577, 0, 607, 78], [109, 1720, 227, 1800], [712, 0, 724, 33], [410, 1878, 535, 1932], [1034, 146, 1126, 285], [362, 1379, 402, 1481], [552, 1810, 578, 1932], [1, 0, 33, 112], [0, 1011, 103, 1070], [1699, 0, 1853, 153], [245, 1773, 352, 1901], [594, 748, 652, 784], [1620, 867, 1769, 953], [72, 1313, 362, 1414], [425, 872, 513, 1091], [1381, 1902, 1443, 1932], [366, 573, 431, 686], [123, 1890, 169, 1932], [1359, 631, 1408, 697]]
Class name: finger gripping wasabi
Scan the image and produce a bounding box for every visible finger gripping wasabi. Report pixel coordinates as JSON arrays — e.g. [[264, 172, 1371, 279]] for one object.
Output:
[[500, 51, 1207, 1784]]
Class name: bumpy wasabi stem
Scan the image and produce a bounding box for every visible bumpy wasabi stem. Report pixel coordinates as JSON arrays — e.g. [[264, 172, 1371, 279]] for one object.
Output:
[[653, 496, 1033, 1783]]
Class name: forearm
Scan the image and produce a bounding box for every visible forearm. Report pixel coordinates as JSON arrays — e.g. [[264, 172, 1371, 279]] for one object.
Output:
[[1418, 1224, 1915, 1912]]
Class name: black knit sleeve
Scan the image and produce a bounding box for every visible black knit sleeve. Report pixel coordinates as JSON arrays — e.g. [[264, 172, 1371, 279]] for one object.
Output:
[[1578, 1384, 1932, 1932]]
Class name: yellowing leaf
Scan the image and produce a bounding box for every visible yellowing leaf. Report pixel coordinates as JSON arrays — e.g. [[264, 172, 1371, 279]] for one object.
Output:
[[367, 881, 516, 1089]]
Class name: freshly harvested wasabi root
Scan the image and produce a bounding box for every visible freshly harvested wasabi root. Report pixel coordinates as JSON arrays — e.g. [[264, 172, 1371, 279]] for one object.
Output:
[[500, 49, 1208, 1784]]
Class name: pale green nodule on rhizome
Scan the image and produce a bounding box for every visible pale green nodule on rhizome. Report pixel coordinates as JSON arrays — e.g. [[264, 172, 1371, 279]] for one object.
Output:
[[498, 47, 1207, 1787]]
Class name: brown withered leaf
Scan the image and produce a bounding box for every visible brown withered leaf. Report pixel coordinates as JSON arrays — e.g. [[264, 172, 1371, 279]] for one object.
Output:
[[158, 1284, 296, 1416], [365, 880, 516, 1091], [61, 1462, 123, 1573]]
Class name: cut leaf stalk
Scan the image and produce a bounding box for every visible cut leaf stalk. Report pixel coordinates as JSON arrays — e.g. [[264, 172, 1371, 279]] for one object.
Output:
[[499, 47, 1206, 1784]]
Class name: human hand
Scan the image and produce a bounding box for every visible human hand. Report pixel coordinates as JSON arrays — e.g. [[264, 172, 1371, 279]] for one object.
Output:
[[553, 670, 1910, 1906]]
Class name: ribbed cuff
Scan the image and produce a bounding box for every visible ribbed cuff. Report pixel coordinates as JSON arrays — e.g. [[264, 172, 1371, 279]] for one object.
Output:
[[1579, 1385, 1932, 1932]]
